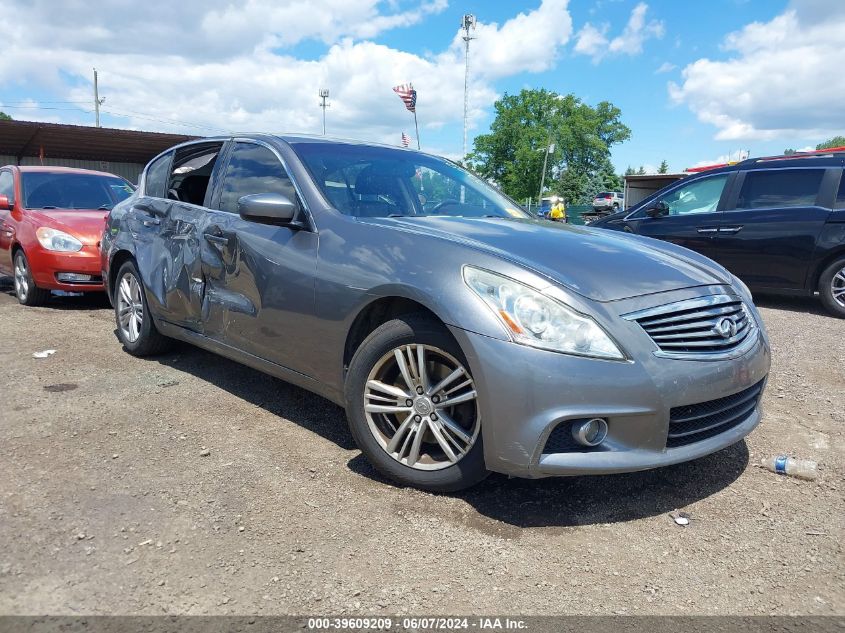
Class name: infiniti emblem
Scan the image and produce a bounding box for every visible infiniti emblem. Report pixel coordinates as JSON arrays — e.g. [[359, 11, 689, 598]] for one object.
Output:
[[414, 398, 433, 415], [714, 317, 737, 339]]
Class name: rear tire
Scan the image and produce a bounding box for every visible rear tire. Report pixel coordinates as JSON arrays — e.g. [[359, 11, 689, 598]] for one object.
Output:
[[819, 257, 845, 318], [344, 314, 488, 492], [113, 260, 173, 356], [13, 250, 51, 306]]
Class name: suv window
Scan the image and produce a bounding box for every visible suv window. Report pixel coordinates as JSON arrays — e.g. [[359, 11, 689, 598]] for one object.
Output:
[[0, 170, 14, 205], [736, 169, 824, 209], [145, 153, 172, 198], [218, 142, 298, 214], [836, 172, 845, 209], [655, 174, 728, 216]]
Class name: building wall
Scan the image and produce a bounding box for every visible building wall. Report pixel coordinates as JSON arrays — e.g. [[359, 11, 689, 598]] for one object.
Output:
[[0, 155, 145, 184]]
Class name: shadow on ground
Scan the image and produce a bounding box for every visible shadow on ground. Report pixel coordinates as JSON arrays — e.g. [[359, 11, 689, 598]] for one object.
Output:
[[146, 337, 750, 529], [348, 440, 749, 528], [152, 344, 355, 450], [752, 292, 828, 317], [0, 276, 111, 311]]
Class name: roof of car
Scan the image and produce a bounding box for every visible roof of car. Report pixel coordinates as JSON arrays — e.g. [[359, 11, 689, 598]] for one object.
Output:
[[7, 165, 121, 177], [690, 149, 845, 176], [165, 133, 434, 155]]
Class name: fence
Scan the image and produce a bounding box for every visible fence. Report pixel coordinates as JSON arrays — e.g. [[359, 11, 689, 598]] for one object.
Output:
[[522, 202, 593, 226]]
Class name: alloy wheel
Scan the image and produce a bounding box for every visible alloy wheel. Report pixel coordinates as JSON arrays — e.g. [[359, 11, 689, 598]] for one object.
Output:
[[116, 271, 144, 343], [832, 266, 845, 308], [13, 253, 29, 302], [363, 344, 480, 471]]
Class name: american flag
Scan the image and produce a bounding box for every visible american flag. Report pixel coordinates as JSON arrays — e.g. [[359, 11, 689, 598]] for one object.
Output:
[[393, 83, 417, 113], [401, 132, 411, 147]]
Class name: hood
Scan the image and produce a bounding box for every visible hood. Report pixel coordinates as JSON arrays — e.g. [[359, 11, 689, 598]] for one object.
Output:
[[360, 216, 732, 302], [28, 209, 108, 245]]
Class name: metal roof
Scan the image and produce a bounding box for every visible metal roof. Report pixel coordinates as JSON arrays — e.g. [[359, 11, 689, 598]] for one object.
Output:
[[0, 119, 199, 164]]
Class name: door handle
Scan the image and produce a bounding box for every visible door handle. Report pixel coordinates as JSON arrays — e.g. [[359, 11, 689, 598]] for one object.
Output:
[[719, 226, 744, 234], [204, 233, 229, 246], [696, 227, 718, 234], [142, 217, 160, 226]]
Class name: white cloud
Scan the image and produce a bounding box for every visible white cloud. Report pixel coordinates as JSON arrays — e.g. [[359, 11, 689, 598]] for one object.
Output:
[[574, 2, 664, 63], [655, 61, 676, 74], [670, 0, 845, 141], [0, 0, 573, 149]]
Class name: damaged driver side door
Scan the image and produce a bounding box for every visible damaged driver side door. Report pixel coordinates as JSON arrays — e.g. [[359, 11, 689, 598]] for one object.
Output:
[[199, 140, 318, 376]]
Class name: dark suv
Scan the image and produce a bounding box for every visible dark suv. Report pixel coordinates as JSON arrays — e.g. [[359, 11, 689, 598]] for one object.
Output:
[[591, 150, 845, 317]]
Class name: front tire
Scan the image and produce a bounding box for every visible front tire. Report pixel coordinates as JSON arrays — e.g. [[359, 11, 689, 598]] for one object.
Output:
[[345, 314, 488, 492], [113, 260, 173, 356], [13, 250, 50, 306], [819, 257, 845, 318]]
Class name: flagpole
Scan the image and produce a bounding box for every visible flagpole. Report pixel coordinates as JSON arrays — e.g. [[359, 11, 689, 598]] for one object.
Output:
[[413, 110, 420, 150]]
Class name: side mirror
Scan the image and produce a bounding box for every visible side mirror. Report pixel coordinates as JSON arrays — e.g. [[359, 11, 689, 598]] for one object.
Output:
[[646, 200, 669, 218], [237, 193, 298, 226], [0, 195, 11, 211]]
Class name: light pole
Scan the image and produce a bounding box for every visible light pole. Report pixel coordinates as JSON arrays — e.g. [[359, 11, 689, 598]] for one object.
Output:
[[93, 68, 105, 127], [538, 133, 555, 209], [318, 88, 330, 135], [461, 14, 476, 161]]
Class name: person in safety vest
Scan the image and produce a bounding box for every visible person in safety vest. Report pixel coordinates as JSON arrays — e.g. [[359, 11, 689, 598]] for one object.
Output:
[[548, 197, 566, 222]]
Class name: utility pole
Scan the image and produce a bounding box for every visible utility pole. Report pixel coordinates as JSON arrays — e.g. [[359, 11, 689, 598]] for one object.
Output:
[[318, 88, 330, 135], [538, 131, 554, 208], [93, 68, 105, 127], [460, 14, 476, 161]]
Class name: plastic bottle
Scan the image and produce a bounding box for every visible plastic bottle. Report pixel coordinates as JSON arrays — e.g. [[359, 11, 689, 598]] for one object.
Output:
[[760, 455, 818, 480]]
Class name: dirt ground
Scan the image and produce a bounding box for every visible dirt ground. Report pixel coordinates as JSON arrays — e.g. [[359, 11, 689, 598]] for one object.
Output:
[[0, 282, 842, 616]]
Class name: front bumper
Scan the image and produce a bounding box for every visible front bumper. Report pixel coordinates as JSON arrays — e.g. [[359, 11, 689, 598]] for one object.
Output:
[[30, 245, 105, 292], [448, 287, 771, 478]]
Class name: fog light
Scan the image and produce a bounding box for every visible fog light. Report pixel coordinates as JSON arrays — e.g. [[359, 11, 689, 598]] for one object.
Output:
[[56, 273, 93, 282], [571, 418, 608, 447]]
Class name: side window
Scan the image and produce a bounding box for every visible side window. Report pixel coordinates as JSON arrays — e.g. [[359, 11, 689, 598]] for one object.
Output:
[[0, 170, 14, 205], [736, 169, 824, 210], [835, 172, 845, 210], [166, 144, 221, 207], [218, 143, 299, 214], [144, 153, 172, 198], [656, 175, 728, 216]]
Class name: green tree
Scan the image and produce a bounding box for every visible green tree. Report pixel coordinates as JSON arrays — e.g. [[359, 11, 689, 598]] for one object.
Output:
[[468, 89, 630, 203], [624, 165, 635, 176], [0, 111, 12, 121], [636, 165, 646, 175], [816, 136, 845, 150], [783, 148, 796, 155], [658, 159, 668, 174]]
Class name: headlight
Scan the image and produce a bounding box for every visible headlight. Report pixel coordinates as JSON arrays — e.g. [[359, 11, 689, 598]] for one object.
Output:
[[36, 227, 83, 252], [463, 266, 625, 360]]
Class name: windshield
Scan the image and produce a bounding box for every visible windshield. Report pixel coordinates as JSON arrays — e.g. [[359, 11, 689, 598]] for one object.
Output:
[[22, 172, 134, 210], [293, 143, 529, 219]]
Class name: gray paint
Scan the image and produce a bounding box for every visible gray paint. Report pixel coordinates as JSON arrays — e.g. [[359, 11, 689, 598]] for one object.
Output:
[[102, 134, 771, 478]]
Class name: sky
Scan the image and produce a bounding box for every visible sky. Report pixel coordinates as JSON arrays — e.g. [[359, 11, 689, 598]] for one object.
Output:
[[1, 0, 843, 174]]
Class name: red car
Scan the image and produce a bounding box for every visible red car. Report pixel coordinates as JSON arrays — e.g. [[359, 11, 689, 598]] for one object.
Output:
[[0, 166, 134, 305]]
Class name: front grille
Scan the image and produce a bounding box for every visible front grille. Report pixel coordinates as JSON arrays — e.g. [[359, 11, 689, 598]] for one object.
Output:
[[625, 294, 754, 357], [667, 380, 764, 448]]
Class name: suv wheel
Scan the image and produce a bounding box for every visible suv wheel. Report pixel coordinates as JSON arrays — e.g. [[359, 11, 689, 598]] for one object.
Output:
[[13, 250, 51, 306], [612, 202, 619, 210], [819, 257, 845, 318], [114, 260, 173, 355], [345, 314, 488, 492]]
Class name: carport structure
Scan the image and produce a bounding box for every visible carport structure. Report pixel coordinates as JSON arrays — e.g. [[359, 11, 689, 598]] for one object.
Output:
[[0, 119, 197, 183], [622, 173, 688, 210]]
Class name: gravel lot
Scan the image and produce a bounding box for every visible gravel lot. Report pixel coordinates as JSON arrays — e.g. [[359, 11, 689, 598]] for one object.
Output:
[[0, 283, 842, 616]]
